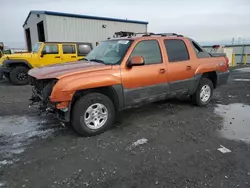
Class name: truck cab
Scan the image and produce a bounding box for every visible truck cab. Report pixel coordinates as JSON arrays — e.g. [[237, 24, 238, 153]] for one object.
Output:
[[0, 42, 92, 85]]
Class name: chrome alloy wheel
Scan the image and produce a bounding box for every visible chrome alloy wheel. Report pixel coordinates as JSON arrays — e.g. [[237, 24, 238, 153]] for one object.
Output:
[[200, 84, 211, 103], [84, 103, 108, 129]]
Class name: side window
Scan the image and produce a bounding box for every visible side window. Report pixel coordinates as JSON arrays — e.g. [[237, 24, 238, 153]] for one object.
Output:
[[191, 40, 211, 58], [43, 44, 58, 54], [62, 45, 76, 54], [130, 40, 162, 64], [78, 44, 92, 56], [164, 40, 189, 62]]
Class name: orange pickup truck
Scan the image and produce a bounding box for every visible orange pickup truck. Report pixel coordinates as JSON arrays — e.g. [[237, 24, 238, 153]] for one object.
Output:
[[28, 33, 229, 136]]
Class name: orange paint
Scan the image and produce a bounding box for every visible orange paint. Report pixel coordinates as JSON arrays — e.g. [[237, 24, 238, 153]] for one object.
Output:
[[29, 35, 228, 106]]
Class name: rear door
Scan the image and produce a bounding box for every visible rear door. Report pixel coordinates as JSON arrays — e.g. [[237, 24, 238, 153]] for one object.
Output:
[[121, 39, 169, 106], [164, 39, 196, 93], [61, 44, 77, 63]]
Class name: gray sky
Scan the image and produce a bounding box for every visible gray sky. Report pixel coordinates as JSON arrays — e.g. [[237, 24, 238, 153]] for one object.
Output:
[[1, 0, 250, 48]]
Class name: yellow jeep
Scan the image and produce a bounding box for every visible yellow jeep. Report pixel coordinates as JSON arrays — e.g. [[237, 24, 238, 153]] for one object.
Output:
[[0, 42, 92, 85]]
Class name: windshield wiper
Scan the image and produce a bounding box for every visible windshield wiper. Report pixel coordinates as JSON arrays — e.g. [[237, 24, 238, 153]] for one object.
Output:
[[90, 59, 105, 64]]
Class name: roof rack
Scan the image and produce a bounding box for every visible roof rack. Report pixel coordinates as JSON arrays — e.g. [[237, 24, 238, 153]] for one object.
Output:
[[111, 31, 183, 38], [156, 33, 183, 37], [141, 32, 183, 37], [113, 31, 135, 38]]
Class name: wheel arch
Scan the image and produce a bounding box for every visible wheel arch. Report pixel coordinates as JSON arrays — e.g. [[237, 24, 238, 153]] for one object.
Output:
[[3, 59, 33, 69], [192, 71, 217, 95], [64, 85, 124, 122], [201, 71, 217, 88], [64, 84, 124, 122], [73, 86, 120, 109]]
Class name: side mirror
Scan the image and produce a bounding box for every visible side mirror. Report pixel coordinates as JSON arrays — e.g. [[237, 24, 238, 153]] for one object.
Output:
[[128, 56, 144, 67], [40, 51, 46, 57]]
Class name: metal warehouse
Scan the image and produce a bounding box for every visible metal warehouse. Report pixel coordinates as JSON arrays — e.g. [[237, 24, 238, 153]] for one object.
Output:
[[23, 10, 148, 51]]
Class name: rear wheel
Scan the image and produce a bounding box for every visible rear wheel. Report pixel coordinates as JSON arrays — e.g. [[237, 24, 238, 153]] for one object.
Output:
[[71, 93, 115, 136], [9, 66, 29, 85], [191, 78, 213, 106]]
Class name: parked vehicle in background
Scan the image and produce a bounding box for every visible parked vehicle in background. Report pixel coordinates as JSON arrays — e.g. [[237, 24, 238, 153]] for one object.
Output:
[[28, 33, 229, 136], [0, 42, 93, 85], [0, 43, 3, 58]]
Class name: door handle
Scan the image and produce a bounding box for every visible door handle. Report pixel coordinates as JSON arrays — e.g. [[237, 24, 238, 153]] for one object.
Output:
[[159, 68, 166, 74], [55, 56, 60, 58], [186, 65, 191, 70], [71, 56, 76, 58]]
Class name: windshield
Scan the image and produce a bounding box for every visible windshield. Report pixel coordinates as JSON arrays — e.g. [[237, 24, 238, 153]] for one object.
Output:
[[32, 43, 42, 53], [85, 40, 133, 65]]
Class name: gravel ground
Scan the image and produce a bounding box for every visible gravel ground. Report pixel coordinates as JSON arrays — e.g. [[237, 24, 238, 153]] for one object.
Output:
[[0, 68, 250, 188]]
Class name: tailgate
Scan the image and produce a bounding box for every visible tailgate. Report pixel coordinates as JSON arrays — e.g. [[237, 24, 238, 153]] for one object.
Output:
[[210, 53, 226, 57]]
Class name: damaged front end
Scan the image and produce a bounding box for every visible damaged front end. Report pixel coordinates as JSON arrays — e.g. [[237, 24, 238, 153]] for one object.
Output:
[[29, 76, 71, 123], [29, 76, 58, 114]]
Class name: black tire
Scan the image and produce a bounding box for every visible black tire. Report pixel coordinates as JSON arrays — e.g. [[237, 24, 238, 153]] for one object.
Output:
[[191, 78, 213, 106], [9, 66, 29, 85], [71, 93, 115, 136]]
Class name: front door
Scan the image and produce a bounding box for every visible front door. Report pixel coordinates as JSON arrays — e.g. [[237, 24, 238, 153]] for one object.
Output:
[[163, 39, 196, 93], [121, 40, 169, 106], [61, 44, 78, 63], [39, 44, 61, 67]]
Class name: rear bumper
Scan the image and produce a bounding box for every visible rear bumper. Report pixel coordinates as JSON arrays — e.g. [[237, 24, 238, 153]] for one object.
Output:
[[217, 70, 230, 86]]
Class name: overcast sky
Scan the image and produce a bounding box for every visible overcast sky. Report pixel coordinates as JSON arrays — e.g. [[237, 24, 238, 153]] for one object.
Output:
[[1, 0, 250, 48]]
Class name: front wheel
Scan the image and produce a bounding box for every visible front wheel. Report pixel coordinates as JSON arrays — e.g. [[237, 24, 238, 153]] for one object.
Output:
[[71, 93, 115, 136], [9, 66, 29, 85], [191, 78, 213, 106]]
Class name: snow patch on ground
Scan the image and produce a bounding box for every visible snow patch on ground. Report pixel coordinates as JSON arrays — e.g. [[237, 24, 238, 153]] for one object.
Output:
[[0, 181, 7, 187], [132, 138, 148, 147], [218, 145, 231, 153], [0, 160, 13, 165], [0, 115, 62, 167]]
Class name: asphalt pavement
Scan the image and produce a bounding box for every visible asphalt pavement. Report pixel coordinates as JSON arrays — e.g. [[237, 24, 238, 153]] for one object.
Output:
[[0, 68, 250, 188]]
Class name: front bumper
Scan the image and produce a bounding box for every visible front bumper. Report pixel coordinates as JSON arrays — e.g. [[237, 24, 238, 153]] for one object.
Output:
[[29, 77, 71, 123], [0, 65, 10, 78], [217, 70, 230, 86]]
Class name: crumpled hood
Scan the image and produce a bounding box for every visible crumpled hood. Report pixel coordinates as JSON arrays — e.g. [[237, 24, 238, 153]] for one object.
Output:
[[28, 61, 112, 79]]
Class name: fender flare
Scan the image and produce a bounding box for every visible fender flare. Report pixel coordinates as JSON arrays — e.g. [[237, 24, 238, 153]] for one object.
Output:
[[3, 59, 33, 68], [62, 84, 124, 122]]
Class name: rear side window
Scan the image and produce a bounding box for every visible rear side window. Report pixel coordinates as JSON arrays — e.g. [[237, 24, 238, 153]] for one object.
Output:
[[191, 40, 211, 58], [164, 40, 189, 62], [78, 44, 92, 56], [62, 45, 76, 54], [130, 40, 162, 65], [192, 41, 203, 53]]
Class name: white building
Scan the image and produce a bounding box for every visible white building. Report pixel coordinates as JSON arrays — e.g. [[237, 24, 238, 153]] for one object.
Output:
[[23, 10, 148, 51]]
